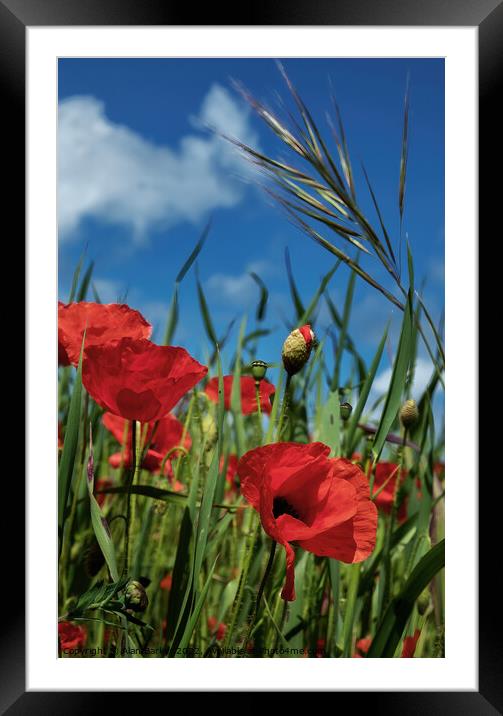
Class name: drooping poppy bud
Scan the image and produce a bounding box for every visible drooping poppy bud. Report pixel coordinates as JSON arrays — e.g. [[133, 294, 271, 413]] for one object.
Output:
[[400, 399, 419, 429], [340, 402, 353, 421], [281, 324, 315, 376], [417, 587, 430, 615], [125, 579, 149, 612]]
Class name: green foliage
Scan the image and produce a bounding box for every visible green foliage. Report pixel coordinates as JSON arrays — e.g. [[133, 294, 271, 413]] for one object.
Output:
[[58, 70, 444, 659]]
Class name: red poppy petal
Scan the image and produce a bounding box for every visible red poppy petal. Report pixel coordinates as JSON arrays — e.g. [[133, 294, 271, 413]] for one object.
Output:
[[58, 302, 152, 366], [205, 375, 276, 415], [108, 451, 130, 469], [275, 477, 358, 542], [298, 497, 377, 562], [102, 412, 131, 445], [401, 629, 421, 657], [83, 338, 207, 423], [280, 540, 296, 601], [115, 388, 162, 423]]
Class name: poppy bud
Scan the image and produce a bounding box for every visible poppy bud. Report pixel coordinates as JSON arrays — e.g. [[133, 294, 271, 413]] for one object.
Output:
[[201, 414, 217, 450], [417, 587, 430, 615], [125, 579, 149, 612], [400, 399, 419, 429], [281, 324, 315, 376], [340, 402, 353, 421], [251, 360, 268, 381]]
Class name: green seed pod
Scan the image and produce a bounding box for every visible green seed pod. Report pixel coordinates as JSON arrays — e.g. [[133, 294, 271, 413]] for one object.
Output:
[[281, 324, 315, 376], [125, 579, 149, 613], [400, 399, 419, 429], [340, 402, 353, 421], [251, 360, 268, 381]]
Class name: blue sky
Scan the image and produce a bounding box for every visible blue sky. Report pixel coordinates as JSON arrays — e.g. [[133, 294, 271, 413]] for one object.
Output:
[[58, 58, 444, 403]]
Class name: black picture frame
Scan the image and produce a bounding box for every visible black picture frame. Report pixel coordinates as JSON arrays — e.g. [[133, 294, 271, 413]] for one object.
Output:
[[3, 0, 492, 712]]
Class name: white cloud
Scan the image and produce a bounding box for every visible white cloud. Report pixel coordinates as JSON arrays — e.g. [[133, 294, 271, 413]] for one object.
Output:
[[372, 357, 434, 401], [207, 272, 257, 305], [206, 260, 275, 306], [58, 85, 259, 240]]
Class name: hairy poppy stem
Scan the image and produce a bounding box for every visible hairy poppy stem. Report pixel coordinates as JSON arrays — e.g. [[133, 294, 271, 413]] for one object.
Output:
[[276, 373, 292, 440], [224, 516, 259, 650], [255, 380, 262, 444], [381, 428, 409, 612], [243, 539, 277, 653], [124, 420, 142, 576]]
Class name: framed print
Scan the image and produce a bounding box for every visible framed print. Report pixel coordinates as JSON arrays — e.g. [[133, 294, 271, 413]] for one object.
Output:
[[1, 0, 494, 710]]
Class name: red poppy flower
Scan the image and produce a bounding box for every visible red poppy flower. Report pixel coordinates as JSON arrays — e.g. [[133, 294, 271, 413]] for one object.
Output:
[[205, 375, 276, 415], [207, 616, 227, 642], [103, 411, 191, 473], [160, 573, 172, 591], [107, 450, 185, 491], [371, 462, 408, 525], [58, 621, 87, 650], [237, 442, 377, 601], [83, 337, 207, 423], [58, 301, 152, 367], [353, 636, 372, 657], [401, 629, 421, 657], [220, 454, 239, 493]]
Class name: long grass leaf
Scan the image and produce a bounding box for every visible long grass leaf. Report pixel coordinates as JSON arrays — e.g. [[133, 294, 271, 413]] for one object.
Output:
[[249, 272, 269, 322], [372, 292, 414, 460], [58, 337, 84, 549], [285, 248, 305, 319], [86, 427, 119, 582], [367, 539, 444, 658], [345, 324, 389, 455]]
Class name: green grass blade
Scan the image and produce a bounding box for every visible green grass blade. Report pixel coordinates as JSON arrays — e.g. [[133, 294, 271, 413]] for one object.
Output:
[[332, 265, 357, 390], [196, 271, 218, 346], [318, 390, 341, 457], [98, 483, 188, 507], [399, 76, 410, 224], [230, 318, 247, 456], [285, 247, 305, 320], [325, 292, 367, 383], [58, 338, 84, 550], [86, 427, 119, 582], [345, 324, 388, 455], [342, 564, 360, 656], [299, 261, 340, 326], [164, 223, 210, 345], [163, 286, 179, 346], [91, 282, 102, 303], [76, 260, 94, 302], [249, 271, 269, 322], [372, 292, 414, 460], [367, 539, 444, 658], [68, 250, 86, 303], [175, 557, 218, 655], [361, 163, 396, 267], [177, 221, 211, 284], [166, 456, 202, 647]]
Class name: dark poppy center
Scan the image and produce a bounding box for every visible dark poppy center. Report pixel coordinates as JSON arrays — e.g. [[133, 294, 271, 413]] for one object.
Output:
[[273, 496, 300, 520]]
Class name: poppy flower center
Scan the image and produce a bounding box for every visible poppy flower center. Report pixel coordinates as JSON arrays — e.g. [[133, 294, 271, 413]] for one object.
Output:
[[273, 496, 300, 520]]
